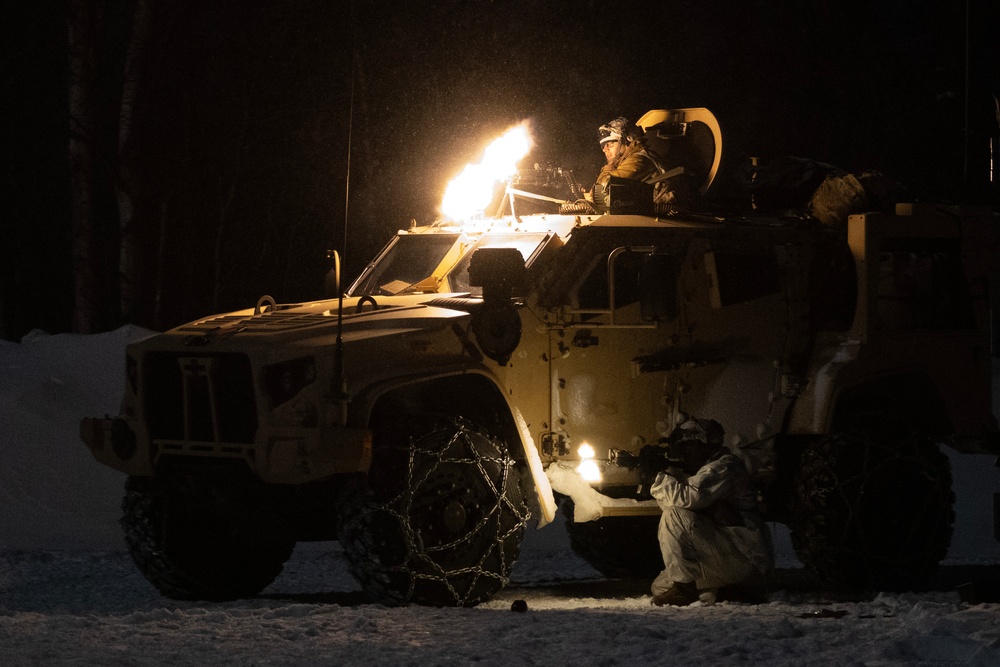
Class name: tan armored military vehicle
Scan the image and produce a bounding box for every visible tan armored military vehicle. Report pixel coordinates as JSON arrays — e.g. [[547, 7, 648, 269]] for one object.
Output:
[[82, 109, 999, 605]]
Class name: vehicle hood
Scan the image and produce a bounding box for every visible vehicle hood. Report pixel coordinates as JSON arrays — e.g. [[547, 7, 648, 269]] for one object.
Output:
[[161, 295, 477, 347]]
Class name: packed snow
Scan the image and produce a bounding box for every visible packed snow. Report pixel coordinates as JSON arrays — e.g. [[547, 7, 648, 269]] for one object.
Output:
[[3, 327, 1000, 665]]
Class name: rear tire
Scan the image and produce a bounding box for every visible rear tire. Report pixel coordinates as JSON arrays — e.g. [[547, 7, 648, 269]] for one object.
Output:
[[121, 475, 295, 601], [789, 417, 954, 591], [338, 416, 530, 606]]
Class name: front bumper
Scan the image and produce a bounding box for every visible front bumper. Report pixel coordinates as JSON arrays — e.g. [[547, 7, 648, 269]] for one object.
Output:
[[81, 417, 372, 483]]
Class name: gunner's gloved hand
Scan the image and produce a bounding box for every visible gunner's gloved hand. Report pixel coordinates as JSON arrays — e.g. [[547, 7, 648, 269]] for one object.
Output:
[[651, 467, 683, 494], [653, 467, 683, 486]]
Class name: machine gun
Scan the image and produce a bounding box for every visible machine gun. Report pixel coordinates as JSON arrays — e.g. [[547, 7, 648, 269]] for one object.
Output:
[[608, 443, 681, 497], [491, 164, 584, 217]]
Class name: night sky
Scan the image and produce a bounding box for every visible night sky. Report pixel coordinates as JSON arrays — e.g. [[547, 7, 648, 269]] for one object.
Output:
[[3, 0, 997, 340]]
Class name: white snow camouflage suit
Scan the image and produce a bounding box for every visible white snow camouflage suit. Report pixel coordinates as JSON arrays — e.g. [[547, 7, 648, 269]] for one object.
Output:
[[650, 452, 773, 595]]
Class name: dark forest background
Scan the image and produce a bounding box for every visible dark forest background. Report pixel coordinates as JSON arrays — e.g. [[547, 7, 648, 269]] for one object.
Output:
[[3, 0, 998, 341]]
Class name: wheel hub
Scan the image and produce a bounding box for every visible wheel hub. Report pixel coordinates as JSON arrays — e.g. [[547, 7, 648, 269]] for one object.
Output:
[[442, 499, 467, 533]]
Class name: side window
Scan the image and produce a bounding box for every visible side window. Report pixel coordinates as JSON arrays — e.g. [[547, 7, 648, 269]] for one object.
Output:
[[574, 254, 609, 310], [639, 254, 680, 322], [875, 238, 975, 330], [575, 250, 645, 312], [704, 250, 782, 308]]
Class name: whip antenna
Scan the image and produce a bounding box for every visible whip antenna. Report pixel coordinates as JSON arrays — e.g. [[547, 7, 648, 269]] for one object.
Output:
[[333, 44, 357, 426]]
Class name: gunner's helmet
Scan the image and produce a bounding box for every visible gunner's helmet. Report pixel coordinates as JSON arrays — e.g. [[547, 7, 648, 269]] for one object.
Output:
[[598, 117, 636, 146]]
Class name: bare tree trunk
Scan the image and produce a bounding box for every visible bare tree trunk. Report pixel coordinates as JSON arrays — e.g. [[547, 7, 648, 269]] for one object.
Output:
[[117, 0, 153, 321], [153, 200, 167, 329], [68, 0, 100, 333]]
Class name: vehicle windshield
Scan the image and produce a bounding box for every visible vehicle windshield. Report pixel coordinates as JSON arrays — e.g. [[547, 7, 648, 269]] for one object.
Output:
[[347, 231, 551, 296], [348, 234, 460, 296]]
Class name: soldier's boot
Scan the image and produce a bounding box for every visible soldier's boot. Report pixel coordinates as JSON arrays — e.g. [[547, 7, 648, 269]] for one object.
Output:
[[651, 581, 699, 607]]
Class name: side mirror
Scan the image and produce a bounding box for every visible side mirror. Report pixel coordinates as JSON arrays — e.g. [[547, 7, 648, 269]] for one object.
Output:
[[325, 249, 341, 297], [468, 247, 526, 365], [468, 247, 526, 301], [638, 254, 678, 322]]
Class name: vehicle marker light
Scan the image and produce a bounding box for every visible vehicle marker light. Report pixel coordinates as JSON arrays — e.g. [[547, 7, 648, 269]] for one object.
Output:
[[576, 442, 602, 483]]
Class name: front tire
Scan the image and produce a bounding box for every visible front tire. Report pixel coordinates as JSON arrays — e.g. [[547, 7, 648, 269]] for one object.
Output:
[[338, 416, 530, 606], [789, 419, 954, 591], [121, 475, 296, 601]]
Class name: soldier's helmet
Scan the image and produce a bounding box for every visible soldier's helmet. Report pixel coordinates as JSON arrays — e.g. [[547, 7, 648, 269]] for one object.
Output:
[[669, 417, 725, 447], [598, 117, 637, 145]]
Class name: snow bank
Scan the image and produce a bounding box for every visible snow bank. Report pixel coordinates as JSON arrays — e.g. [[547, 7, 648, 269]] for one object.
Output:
[[0, 326, 154, 550]]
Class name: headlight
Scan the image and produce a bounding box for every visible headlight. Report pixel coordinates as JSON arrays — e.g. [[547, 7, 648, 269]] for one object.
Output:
[[264, 357, 317, 407]]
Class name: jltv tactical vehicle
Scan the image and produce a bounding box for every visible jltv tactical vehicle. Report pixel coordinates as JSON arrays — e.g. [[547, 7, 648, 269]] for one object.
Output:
[[82, 108, 999, 606]]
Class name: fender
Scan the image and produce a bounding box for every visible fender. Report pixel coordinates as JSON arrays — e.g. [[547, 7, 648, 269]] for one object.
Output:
[[351, 367, 557, 527]]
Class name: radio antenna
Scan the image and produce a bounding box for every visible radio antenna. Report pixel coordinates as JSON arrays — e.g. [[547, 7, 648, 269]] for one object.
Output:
[[963, 0, 970, 200], [333, 39, 357, 426], [342, 51, 355, 278]]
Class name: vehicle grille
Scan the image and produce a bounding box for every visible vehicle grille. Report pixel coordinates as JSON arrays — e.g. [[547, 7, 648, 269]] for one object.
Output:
[[145, 353, 258, 444]]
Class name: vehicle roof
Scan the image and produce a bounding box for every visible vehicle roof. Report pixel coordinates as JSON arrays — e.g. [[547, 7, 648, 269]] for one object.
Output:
[[404, 211, 806, 241]]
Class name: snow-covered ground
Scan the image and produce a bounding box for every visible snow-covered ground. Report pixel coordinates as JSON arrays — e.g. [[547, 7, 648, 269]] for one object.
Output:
[[4, 544, 1000, 666], [3, 328, 1000, 665]]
